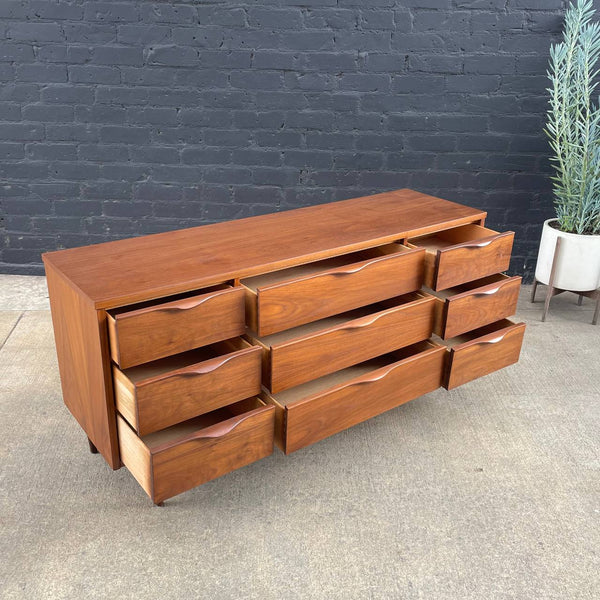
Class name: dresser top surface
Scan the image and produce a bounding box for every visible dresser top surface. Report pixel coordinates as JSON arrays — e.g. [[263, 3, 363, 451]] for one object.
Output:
[[43, 189, 486, 309]]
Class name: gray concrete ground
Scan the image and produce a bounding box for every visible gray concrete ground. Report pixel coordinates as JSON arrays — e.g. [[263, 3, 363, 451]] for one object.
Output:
[[1, 274, 598, 600]]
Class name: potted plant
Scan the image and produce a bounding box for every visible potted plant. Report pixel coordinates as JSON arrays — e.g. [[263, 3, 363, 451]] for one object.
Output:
[[536, 0, 600, 295]]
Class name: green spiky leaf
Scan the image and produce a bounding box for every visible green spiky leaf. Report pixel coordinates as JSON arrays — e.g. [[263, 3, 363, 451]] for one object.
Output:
[[547, 0, 600, 234]]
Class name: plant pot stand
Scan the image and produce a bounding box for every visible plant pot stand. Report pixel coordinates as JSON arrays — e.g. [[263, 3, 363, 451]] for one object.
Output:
[[531, 236, 600, 325]]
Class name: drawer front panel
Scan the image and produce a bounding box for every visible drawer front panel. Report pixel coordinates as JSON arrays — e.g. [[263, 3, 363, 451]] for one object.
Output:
[[436, 232, 514, 291], [446, 321, 525, 390], [118, 399, 274, 504], [114, 343, 262, 436], [253, 248, 424, 336], [282, 345, 445, 454], [443, 275, 521, 339], [268, 295, 436, 393], [108, 285, 245, 369]]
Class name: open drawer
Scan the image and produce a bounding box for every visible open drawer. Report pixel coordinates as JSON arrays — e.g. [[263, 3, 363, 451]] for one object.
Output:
[[427, 273, 522, 339], [117, 397, 274, 504], [240, 243, 425, 336], [262, 340, 445, 454], [107, 284, 245, 369], [407, 224, 514, 291], [442, 319, 525, 390], [246, 292, 437, 393], [113, 338, 262, 435]]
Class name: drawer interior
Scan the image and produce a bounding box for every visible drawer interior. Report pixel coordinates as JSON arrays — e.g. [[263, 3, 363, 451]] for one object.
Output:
[[140, 396, 267, 449], [108, 283, 232, 317], [117, 337, 254, 382], [436, 318, 517, 347], [252, 291, 426, 347], [272, 340, 439, 406], [241, 243, 413, 292], [425, 273, 512, 300], [407, 224, 499, 253]]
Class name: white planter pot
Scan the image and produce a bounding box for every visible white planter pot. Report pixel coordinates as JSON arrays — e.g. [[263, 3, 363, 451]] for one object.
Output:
[[535, 219, 600, 292]]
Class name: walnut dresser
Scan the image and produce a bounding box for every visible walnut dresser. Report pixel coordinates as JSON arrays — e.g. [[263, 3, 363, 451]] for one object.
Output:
[[43, 189, 525, 505]]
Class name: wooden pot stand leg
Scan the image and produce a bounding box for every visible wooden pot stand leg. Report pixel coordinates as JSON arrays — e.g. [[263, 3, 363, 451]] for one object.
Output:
[[531, 237, 599, 325]]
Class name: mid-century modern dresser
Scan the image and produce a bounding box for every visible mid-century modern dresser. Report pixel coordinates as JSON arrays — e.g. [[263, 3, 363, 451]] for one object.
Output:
[[43, 189, 525, 505]]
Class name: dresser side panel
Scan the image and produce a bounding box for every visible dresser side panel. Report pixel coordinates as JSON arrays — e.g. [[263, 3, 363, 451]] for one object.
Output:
[[45, 262, 120, 469]]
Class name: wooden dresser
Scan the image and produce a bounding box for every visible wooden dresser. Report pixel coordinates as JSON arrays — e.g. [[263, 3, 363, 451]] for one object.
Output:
[[43, 189, 525, 505]]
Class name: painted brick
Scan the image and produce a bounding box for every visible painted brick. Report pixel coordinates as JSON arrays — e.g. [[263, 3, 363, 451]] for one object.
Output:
[[147, 46, 198, 67], [63, 23, 117, 43], [99, 125, 150, 144], [29, 2, 83, 20], [41, 85, 94, 104], [0, 102, 21, 120], [0, 143, 24, 159], [26, 143, 77, 161], [22, 104, 73, 123], [7, 23, 64, 42], [0, 44, 35, 62], [84, 3, 139, 23], [92, 46, 143, 66], [68, 65, 120, 84], [117, 25, 171, 45], [0, 0, 567, 279]]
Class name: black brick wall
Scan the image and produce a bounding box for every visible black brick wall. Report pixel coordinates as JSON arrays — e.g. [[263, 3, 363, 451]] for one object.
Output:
[[0, 1, 576, 278]]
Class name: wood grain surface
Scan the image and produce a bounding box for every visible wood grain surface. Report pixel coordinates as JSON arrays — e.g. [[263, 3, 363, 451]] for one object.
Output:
[[249, 293, 436, 392], [264, 342, 446, 454], [445, 319, 526, 390], [443, 275, 521, 339], [108, 284, 245, 368], [436, 232, 514, 290], [113, 338, 262, 435], [45, 264, 121, 469], [408, 224, 513, 290], [43, 189, 486, 309], [243, 245, 425, 335], [118, 398, 274, 503]]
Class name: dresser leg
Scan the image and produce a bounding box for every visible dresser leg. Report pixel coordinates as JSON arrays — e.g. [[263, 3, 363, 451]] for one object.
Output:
[[87, 438, 99, 454], [154, 501, 164, 507]]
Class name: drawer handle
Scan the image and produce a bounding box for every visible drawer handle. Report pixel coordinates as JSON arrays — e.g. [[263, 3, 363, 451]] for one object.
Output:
[[474, 332, 507, 346], [342, 311, 388, 330], [328, 254, 397, 277], [266, 252, 404, 290], [463, 239, 494, 249], [160, 293, 222, 312], [341, 362, 401, 390], [176, 353, 239, 376], [150, 410, 260, 454], [472, 285, 503, 297], [138, 350, 253, 387]]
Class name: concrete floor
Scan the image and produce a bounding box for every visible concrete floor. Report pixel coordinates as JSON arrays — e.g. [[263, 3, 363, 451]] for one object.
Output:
[[1, 274, 598, 600]]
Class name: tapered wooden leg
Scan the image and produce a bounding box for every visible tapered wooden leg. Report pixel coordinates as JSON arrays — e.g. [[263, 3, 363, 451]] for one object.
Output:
[[542, 238, 562, 322], [593, 293, 599, 326], [542, 288, 552, 322], [531, 278, 538, 303], [88, 438, 99, 454], [578, 294, 584, 306]]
